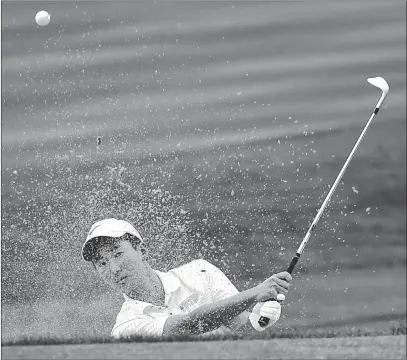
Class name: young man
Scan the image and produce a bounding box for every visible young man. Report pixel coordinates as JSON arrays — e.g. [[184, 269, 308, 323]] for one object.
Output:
[[81, 218, 292, 338]]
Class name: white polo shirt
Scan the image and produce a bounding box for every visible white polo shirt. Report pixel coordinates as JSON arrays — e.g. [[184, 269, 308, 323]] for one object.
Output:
[[111, 259, 248, 338]]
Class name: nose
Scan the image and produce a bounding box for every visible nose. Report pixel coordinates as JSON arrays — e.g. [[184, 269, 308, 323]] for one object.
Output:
[[109, 260, 122, 276]]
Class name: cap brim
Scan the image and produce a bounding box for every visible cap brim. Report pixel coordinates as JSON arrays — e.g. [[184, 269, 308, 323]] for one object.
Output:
[[82, 230, 128, 261], [82, 219, 144, 261]]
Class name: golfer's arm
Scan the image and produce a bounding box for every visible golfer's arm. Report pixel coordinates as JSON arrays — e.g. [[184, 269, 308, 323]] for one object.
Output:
[[162, 287, 258, 336], [224, 310, 252, 332]]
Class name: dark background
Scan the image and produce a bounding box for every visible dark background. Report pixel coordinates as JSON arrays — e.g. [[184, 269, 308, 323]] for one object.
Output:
[[1, 1, 405, 340]]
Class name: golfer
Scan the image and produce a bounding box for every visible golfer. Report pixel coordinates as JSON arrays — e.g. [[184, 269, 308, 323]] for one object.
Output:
[[82, 218, 292, 338]]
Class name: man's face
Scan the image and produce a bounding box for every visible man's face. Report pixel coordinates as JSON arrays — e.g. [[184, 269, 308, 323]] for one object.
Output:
[[93, 238, 146, 293]]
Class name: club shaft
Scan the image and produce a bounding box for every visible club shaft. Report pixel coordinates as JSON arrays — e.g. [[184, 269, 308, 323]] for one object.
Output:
[[289, 104, 383, 273], [259, 104, 383, 328]]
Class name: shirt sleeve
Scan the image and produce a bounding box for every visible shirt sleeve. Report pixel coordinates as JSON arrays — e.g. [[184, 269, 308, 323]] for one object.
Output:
[[111, 305, 169, 339], [196, 259, 250, 330], [196, 259, 240, 300]]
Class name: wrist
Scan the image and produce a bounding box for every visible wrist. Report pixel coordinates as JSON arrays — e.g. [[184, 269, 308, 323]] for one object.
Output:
[[246, 286, 262, 308], [252, 284, 271, 303]]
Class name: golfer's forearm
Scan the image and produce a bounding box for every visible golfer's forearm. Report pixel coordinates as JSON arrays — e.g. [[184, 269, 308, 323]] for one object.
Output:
[[225, 310, 251, 332], [163, 288, 258, 335]]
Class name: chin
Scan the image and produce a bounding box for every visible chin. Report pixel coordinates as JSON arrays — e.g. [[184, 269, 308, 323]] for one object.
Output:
[[111, 282, 125, 292]]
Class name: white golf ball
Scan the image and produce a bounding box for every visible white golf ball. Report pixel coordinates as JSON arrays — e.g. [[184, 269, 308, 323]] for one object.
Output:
[[277, 293, 285, 302], [35, 10, 51, 26]]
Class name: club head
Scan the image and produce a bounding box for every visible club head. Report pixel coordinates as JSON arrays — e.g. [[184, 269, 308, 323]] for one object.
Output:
[[367, 77, 389, 94]]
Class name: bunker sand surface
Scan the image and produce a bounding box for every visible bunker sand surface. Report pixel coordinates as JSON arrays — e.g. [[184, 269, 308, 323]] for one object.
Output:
[[2, 335, 405, 359]]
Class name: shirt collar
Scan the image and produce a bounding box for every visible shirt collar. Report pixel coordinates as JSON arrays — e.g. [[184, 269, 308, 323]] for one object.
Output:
[[155, 269, 182, 295]]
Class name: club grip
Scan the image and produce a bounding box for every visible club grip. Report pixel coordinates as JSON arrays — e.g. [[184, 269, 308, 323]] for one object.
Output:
[[287, 253, 301, 274]]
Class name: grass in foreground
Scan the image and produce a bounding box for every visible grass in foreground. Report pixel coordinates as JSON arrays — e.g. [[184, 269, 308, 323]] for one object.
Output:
[[2, 336, 405, 360], [2, 321, 405, 347]]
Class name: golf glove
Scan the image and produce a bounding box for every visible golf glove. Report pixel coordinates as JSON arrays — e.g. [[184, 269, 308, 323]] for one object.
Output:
[[249, 300, 281, 331]]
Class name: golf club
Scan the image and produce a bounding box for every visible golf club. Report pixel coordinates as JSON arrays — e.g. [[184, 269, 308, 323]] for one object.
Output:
[[258, 77, 390, 327]]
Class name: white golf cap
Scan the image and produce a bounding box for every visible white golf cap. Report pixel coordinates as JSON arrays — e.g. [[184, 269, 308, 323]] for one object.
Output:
[[81, 218, 143, 261]]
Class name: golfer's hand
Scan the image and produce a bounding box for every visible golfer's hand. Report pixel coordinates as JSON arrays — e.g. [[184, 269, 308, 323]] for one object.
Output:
[[260, 301, 281, 321], [255, 271, 292, 302], [249, 300, 281, 331]]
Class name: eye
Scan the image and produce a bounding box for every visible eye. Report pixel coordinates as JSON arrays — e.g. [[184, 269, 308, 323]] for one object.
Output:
[[114, 252, 123, 258], [94, 259, 106, 267]]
